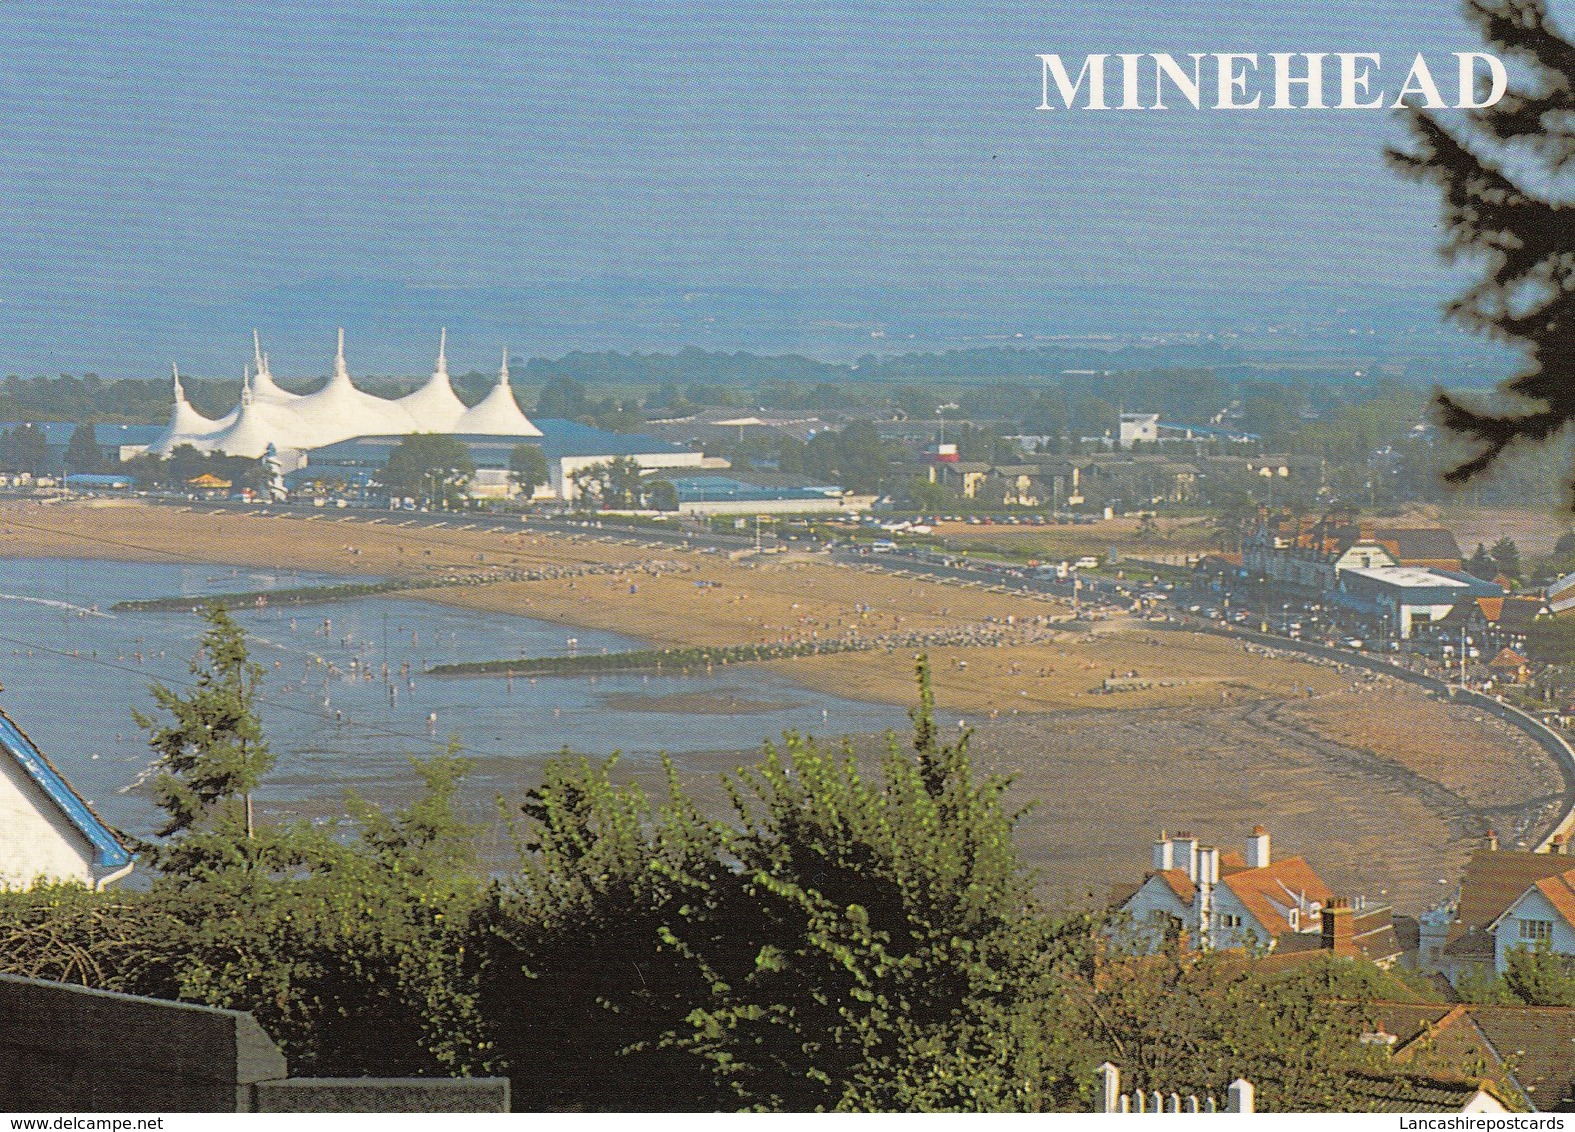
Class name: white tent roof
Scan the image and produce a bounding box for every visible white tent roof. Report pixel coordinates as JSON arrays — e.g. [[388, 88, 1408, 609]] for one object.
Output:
[[453, 349, 542, 437], [149, 332, 548, 459], [200, 391, 306, 459], [249, 331, 301, 405], [148, 365, 226, 456], [395, 329, 467, 432], [285, 329, 417, 448]]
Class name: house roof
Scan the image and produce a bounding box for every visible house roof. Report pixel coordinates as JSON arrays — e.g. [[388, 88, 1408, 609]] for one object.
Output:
[[1340, 1070, 1507, 1113], [1488, 648, 1529, 671], [1525, 869, 1575, 930], [1220, 855, 1334, 935], [0, 706, 130, 870], [1379, 1000, 1575, 1110], [1157, 868, 1197, 903], [1374, 527, 1465, 564], [1499, 596, 1549, 628], [1447, 850, 1575, 953]]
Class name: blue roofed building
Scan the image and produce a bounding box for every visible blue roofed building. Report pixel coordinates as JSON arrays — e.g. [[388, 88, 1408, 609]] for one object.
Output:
[[665, 472, 868, 515], [0, 705, 133, 890], [304, 419, 705, 502]]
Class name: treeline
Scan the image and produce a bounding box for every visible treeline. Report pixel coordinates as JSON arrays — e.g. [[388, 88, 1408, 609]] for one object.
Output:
[[0, 615, 1464, 1112], [0, 374, 176, 423]]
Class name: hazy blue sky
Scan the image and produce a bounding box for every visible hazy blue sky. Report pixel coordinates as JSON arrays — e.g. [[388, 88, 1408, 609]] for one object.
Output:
[[0, 1, 1536, 374]]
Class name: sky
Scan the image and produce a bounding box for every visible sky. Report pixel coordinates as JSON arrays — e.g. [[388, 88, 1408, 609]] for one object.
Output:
[[0, 0, 1544, 376]]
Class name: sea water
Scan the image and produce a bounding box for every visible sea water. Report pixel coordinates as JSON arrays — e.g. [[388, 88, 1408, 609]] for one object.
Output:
[[0, 558, 909, 839]]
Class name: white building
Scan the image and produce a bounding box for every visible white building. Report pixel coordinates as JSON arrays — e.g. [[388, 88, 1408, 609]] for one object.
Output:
[[0, 706, 132, 890], [1118, 413, 1160, 449], [147, 330, 544, 470], [1421, 838, 1575, 985], [1118, 826, 1336, 952]]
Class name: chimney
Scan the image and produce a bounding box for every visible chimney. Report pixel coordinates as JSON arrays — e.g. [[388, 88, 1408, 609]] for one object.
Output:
[[1322, 897, 1355, 951], [1486, 829, 1499, 853], [1554, 835, 1569, 856], [1153, 832, 1175, 872], [1196, 846, 1220, 885], [1175, 833, 1200, 881], [1247, 825, 1271, 869]]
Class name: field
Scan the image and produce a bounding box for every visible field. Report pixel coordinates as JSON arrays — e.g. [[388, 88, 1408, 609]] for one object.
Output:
[[0, 498, 1559, 912]]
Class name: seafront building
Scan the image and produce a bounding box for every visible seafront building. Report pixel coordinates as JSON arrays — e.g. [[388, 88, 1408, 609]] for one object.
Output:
[[140, 331, 704, 501]]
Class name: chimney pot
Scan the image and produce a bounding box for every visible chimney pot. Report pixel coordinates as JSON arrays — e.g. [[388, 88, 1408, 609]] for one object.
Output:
[[1247, 825, 1271, 869], [1486, 830, 1500, 852], [1153, 835, 1175, 872]]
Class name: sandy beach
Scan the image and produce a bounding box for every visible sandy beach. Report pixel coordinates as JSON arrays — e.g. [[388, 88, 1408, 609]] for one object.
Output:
[[1, 498, 1556, 911]]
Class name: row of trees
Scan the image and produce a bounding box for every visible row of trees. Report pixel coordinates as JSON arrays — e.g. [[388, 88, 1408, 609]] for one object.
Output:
[[0, 613, 1457, 1110]]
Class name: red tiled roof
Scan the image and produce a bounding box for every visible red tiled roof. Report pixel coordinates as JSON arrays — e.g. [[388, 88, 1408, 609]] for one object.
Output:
[[1157, 868, 1196, 903], [1531, 869, 1575, 930], [1221, 856, 1334, 935], [1448, 849, 1575, 952]]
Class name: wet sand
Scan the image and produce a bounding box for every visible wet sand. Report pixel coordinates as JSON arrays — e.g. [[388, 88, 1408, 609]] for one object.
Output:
[[6, 498, 1562, 910]]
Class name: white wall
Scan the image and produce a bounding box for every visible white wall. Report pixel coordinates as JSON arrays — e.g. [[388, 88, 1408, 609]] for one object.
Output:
[[1494, 887, 1575, 974], [552, 451, 706, 501], [0, 756, 95, 889], [1119, 875, 1193, 952]]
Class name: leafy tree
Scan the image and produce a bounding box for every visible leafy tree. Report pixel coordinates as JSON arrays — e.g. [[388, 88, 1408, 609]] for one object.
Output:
[[1388, 0, 1575, 502], [534, 377, 591, 420], [381, 433, 475, 508], [63, 422, 102, 475], [1491, 536, 1523, 581], [570, 456, 646, 509], [645, 479, 679, 511], [507, 442, 549, 499], [131, 603, 273, 870], [662, 659, 1050, 1111], [905, 475, 950, 511], [483, 657, 1070, 1111], [0, 423, 49, 475], [477, 754, 733, 1109], [1501, 943, 1575, 1005]]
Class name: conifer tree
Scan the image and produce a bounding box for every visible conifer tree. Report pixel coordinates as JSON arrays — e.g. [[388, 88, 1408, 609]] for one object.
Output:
[[1389, 0, 1575, 501], [133, 602, 273, 869]]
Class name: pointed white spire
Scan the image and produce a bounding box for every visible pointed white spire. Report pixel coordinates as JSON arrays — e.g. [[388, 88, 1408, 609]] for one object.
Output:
[[241, 363, 253, 405], [334, 328, 349, 382], [396, 327, 466, 430], [150, 362, 225, 455], [455, 344, 541, 436], [253, 329, 266, 376]]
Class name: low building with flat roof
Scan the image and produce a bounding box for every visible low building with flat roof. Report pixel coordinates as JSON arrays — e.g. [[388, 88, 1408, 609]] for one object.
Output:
[[305, 419, 705, 502], [1331, 565, 1503, 639]]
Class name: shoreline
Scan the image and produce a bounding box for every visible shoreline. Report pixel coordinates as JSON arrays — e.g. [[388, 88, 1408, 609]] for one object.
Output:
[[2, 499, 1560, 912]]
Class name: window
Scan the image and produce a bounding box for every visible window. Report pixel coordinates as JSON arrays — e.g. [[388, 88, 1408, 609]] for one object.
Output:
[[1520, 919, 1554, 942], [1219, 913, 1242, 929]]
